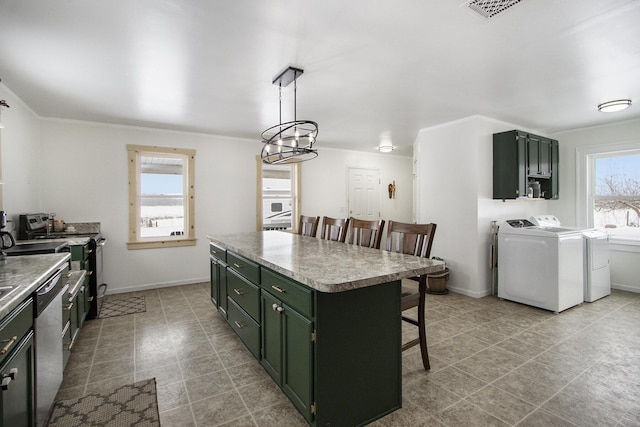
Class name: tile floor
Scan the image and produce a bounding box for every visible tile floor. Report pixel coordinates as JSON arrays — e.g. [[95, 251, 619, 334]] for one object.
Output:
[[56, 284, 640, 426]]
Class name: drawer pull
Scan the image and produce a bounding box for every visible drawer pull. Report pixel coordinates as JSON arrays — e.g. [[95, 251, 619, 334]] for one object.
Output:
[[233, 288, 244, 296], [0, 336, 17, 355], [87, 271, 94, 276], [271, 285, 286, 293], [211, 249, 217, 254], [65, 302, 74, 311], [233, 263, 243, 269], [234, 321, 246, 329], [65, 272, 73, 278]]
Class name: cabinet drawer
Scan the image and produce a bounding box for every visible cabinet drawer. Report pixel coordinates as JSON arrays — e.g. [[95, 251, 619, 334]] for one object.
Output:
[[0, 299, 33, 364], [227, 251, 260, 284], [227, 298, 260, 359], [227, 268, 260, 321], [71, 243, 90, 262], [209, 242, 226, 262], [262, 269, 314, 318]]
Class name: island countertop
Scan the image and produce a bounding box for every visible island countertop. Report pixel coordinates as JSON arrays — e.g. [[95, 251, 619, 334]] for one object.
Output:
[[208, 231, 444, 293], [0, 253, 71, 318]]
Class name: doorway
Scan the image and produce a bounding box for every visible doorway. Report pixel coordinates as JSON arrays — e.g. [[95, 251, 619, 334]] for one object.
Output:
[[347, 167, 381, 220]]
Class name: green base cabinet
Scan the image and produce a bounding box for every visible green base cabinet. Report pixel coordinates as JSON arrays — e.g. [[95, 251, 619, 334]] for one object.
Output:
[[0, 299, 35, 427], [493, 130, 559, 200], [210, 243, 403, 426]]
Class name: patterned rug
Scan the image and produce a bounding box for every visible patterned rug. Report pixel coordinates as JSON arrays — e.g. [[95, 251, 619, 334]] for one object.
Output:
[[47, 378, 159, 427], [99, 296, 146, 319]]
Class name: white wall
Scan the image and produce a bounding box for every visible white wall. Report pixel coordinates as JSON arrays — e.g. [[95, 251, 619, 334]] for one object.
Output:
[[415, 116, 556, 298], [551, 118, 640, 293], [1, 85, 415, 294], [302, 147, 413, 225], [0, 84, 42, 216]]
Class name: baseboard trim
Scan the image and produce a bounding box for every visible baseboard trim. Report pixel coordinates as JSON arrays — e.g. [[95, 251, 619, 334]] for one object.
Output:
[[106, 277, 209, 295], [611, 283, 640, 294], [445, 286, 492, 299]]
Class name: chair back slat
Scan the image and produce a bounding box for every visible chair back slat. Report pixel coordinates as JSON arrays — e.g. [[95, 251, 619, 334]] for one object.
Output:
[[346, 218, 385, 249], [320, 216, 350, 243], [385, 221, 437, 259], [298, 215, 320, 237]]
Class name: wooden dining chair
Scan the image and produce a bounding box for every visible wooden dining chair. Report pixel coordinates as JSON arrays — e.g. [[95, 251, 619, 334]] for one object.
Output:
[[346, 218, 385, 249], [320, 216, 350, 243], [385, 220, 437, 370], [298, 215, 320, 237]]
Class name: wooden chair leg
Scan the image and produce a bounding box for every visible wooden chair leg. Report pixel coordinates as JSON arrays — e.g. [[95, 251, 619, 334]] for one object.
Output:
[[418, 280, 430, 370]]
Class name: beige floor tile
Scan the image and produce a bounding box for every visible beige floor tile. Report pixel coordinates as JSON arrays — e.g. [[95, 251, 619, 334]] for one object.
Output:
[[466, 385, 536, 425], [57, 286, 639, 426]]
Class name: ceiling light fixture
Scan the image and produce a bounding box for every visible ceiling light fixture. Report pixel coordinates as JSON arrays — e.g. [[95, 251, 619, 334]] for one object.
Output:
[[597, 99, 632, 113], [377, 132, 394, 153], [260, 66, 318, 164]]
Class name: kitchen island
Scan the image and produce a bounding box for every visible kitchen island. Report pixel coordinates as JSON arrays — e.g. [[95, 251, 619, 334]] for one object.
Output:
[[208, 231, 444, 426]]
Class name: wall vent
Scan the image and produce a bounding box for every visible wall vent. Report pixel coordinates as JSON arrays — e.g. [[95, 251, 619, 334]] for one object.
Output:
[[465, 0, 524, 18]]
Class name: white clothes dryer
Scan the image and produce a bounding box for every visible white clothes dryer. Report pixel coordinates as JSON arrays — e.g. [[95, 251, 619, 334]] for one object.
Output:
[[530, 215, 610, 302], [498, 219, 584, 313]]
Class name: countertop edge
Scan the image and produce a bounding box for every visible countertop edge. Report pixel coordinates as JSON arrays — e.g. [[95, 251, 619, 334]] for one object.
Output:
[[208, 233, 445, 293], [0, 253, 71, 319]]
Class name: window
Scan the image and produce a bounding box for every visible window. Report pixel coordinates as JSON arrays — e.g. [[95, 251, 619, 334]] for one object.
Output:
[[579, 143, 640, 244], [256, 158, 300, 232], [593, 153, 640, 240], [127, 145, 195, 249]]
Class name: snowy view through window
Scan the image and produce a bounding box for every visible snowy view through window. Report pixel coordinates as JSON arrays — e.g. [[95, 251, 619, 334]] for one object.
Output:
[[594, 153, 640, 241], [140, 156, 185, 238]]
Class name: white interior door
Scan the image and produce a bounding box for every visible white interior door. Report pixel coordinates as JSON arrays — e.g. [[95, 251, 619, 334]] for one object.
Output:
[[348, 167, 380, 219]]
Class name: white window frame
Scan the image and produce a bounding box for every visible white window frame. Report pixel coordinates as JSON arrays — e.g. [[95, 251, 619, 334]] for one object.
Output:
[[577, 140, 640, 248], [127, 144, 196, 249]]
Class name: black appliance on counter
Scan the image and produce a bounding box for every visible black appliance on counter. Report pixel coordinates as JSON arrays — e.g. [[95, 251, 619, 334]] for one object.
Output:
[[18, 213, 107, 319]]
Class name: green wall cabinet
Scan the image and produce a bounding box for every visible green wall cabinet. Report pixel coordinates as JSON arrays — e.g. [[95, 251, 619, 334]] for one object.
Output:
[[493, 130, 559, 200]]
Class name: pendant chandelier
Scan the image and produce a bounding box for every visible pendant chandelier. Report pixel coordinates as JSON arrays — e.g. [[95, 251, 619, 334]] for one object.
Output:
[[261, 66, 318, 164]]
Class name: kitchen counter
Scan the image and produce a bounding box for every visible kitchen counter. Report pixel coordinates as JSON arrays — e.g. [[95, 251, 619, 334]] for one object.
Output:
[[17, 236, 91, 245], [0, 253, 71, 318], [208, 230, 444, 293]]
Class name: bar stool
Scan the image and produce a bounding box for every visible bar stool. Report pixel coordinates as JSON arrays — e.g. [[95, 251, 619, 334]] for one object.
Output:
[[298, 215, 320, 237], [320, 216, 350, 243], [385, 220, 437, 370], [346, 218, 385, 249]]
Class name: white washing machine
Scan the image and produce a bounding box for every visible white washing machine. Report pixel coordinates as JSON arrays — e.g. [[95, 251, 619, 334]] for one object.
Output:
[[530, 215, 610, 302], [498, 219, 584, 313]]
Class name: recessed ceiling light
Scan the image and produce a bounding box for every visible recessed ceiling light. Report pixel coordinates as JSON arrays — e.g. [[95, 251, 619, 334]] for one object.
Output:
[[597, 99, 632, 113]]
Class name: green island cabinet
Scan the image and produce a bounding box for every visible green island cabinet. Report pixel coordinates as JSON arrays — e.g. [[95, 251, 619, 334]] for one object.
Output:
[[210, 242, 402, 426], [493, 130, 559, 200], [0, 298, 35, 427], [209, 242, 228, 318]]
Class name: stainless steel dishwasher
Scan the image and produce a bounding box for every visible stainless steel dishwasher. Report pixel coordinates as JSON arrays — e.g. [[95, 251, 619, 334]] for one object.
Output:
[[34, 264, 69, 427]]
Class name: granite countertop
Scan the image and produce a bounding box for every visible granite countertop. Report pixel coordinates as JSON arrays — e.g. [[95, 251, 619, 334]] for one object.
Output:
[[16, 236, 91, 245], [0, 253, 71, 319], [208, 231, 445, 293]]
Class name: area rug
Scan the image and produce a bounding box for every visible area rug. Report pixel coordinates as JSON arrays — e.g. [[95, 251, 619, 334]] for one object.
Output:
[[47, 378, 159, 427], [99, 296, 146, 319]]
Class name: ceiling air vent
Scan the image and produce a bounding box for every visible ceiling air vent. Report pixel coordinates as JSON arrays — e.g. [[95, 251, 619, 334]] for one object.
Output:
[[465, 0, 524, 18]]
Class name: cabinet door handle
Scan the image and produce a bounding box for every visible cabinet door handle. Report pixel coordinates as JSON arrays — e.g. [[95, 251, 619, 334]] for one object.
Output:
[[65, 302, 74, 311], [1, 376, 11, 391], [87, 271, 94, 276], [0, 336, 17, 355], [234, 321, 245, 329], [233, 288, 244, 296], [271, 285, 286, 293]]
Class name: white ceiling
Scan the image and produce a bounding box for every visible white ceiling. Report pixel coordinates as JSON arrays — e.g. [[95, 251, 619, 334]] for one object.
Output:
[[1, 0, 639, 156]]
